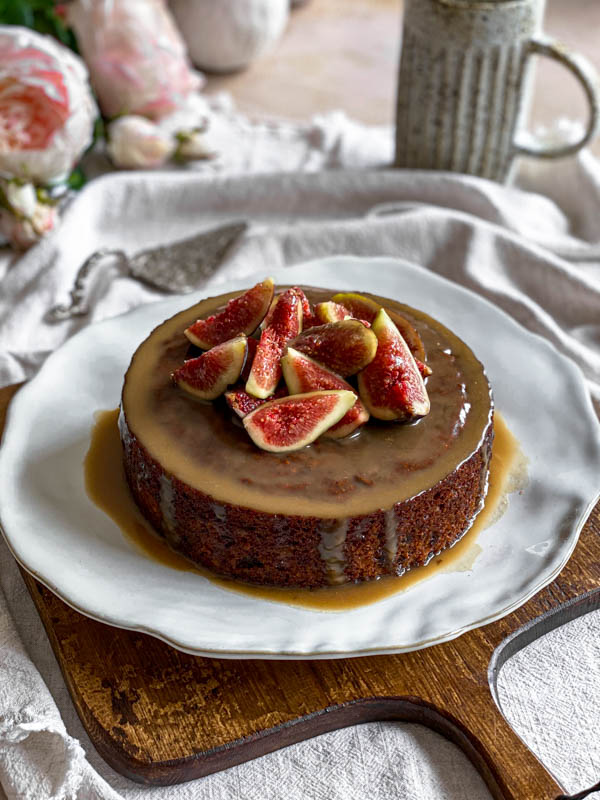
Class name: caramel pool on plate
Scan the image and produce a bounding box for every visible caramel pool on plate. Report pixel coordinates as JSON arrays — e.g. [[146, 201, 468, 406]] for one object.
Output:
[[85, 410, 525, 611]]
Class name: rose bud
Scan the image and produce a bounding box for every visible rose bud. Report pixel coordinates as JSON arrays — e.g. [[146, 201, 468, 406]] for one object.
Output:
[[106, 116, 175, 169], [0, 26, 97, 185], [67, 0, 203, 120], [0, 178, 58, 250]]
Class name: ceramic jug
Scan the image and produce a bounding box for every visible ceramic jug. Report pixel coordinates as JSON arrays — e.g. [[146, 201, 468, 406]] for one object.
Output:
[[394, 0, 600, 181]]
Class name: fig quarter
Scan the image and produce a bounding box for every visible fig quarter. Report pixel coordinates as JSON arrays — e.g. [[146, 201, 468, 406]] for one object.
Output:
[[243, 390, 356, 452], [357, 309, 430, 421], [185, 277, 274, 350]]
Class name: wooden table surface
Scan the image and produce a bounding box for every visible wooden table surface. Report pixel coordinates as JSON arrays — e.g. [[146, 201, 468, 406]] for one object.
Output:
[[205, 0, 600, 158]]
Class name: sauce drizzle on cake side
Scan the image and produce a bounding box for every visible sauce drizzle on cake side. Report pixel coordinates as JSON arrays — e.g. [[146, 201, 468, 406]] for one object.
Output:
[[118, 286, 494, 588], [86, 411, 524, 610]]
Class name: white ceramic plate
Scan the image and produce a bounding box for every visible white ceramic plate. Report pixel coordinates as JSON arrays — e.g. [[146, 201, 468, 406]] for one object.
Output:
[[1, 257, 599, 659]]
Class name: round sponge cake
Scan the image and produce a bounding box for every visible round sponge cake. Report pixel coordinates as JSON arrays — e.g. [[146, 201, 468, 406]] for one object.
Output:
[[120, 286, 494, 587]]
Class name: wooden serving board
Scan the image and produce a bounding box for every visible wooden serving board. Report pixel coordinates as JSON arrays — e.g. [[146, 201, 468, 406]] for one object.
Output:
[[2, 384, 599, 799]]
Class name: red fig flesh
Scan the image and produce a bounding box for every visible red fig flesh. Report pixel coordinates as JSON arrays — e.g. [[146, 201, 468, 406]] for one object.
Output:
[[185, 278, 274, 349], [225, 385, 288, 418], [281, 348, 369, 438], [243, 390, 356, 452], [246, 288, 302, 398], [289, 319, 377, 376], [332, 291, 426, 363], [357, 309, 430, 421], [172, 335, 247, 400]]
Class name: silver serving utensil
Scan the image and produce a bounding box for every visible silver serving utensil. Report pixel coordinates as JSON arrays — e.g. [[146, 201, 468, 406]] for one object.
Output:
[[47, 220, 248, 322]]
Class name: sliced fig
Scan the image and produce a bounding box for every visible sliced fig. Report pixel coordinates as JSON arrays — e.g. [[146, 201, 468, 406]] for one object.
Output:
[[243, 390, 356, 452], [330, 291, 379, 322], [332, 291, 426, 362], [240, 336, 258, 383], [225, 385, 288, 418], [281, 348, 369, 438], [288, 319, 377, 376], [185, 277, 274, 349], [246, 288, 302, 398], [259, 295, 278, 332], [314, 301, 352, 325], [357, 309, 430, 421], [387, 309, 426, 364], [292, 286, 317, 329], [172, 335, 247, 400]]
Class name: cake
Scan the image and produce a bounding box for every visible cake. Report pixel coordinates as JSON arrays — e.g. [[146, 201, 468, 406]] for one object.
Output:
[[120, 282, 494, 588]]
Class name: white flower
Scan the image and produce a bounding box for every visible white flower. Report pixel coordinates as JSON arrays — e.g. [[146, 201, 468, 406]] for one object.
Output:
[[0, 26, 97, 184], [107, 116, 175, 169]]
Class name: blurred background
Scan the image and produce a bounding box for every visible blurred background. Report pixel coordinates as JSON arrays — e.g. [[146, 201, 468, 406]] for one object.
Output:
[[205, 0, 600, 156]]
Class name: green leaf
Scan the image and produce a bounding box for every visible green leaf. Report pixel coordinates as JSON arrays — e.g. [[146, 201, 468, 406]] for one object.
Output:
[[0, 0, 35, 27], [0, 1, 79, 54], [66, 166, 86, 191]]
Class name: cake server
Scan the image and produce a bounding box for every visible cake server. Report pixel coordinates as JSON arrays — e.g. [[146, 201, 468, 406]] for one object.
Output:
[[46, 220, 248, 322]]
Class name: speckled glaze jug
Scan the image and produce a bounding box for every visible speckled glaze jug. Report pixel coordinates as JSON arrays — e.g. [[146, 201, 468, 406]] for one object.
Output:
[[394, 0, 600, 181]]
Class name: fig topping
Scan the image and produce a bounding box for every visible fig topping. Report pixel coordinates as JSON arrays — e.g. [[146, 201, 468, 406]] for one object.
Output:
[[172, 335, 247, 400], [246, 288, 302, 398], [240, 336, 258, 383], [281, 348, 369, 438], [357, 309, 430, 421], [314, 301, 352, 325], [292, 286, 317, 329], [185, 277, 274, 349], [243, 390, 356, 452], [332, 291, 426, 362], [259, 296, 278, 331], [225, 385, 288, 418], [289, 319, 377, 376]]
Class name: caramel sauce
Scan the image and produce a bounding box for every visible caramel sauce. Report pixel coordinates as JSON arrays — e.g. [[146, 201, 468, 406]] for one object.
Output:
[[85, 410, 525, 612], [121, 288, 493, 518]]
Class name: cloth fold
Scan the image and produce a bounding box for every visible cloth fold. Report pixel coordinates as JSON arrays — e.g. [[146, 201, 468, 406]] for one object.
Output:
[[1, 104, 599, 800]]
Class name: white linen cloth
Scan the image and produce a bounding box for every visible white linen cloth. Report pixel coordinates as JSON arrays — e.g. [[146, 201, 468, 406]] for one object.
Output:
[[0, 102, 599, 800]]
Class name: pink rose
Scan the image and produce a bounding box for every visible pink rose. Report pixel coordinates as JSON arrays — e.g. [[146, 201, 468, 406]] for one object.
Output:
[[68, 0, 203, 120], [0, 26, 97, 184]]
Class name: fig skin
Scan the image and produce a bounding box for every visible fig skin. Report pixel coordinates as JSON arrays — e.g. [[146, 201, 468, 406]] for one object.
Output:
[[246, 288, 302, 399], [185, 277, 274, 350], [172, 335, 247, 400], [225, 385, 288, 418], [332, 291, 426, 364], [243, 390, 356, 453], [281, 347, 369, 438], [358, 309, 430, 421], [288, 319, 377, 376]]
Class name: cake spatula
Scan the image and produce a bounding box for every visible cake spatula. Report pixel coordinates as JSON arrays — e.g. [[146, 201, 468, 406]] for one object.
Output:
[[47, 220, 248, 322]]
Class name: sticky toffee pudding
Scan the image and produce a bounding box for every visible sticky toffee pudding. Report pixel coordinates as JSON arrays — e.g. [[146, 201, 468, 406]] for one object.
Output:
[[119, 284, 494, 588]]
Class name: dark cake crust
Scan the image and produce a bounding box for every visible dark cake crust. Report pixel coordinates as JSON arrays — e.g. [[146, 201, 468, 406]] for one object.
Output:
[[120, 411, 494, 588]]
